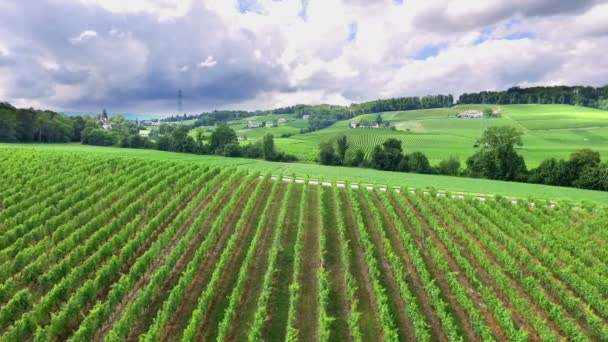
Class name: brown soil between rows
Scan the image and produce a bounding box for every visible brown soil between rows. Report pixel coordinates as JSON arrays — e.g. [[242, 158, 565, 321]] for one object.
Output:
[[20, 169, 156, 300], [123, 175, 245, 341], [444, 198, 567, 340], [193, 181, 274, 341], [371, 192, 448, 342], [356, 190, 415, 342], [417, 195, 540, 340], [91, 172, 225, 341], [321, 186, 352, 341], [472, 202, 597, 339], [516, 206, 608, 298], [388, 192, 477, 341], [339, 189, 384, 341], [295, 184, 321, 342], [159, 178, 262, 341], [52, 170, 207, 341], [225, 183, 288, 342], [402, 192, 509, 341], [1, 169, 177, 337], [262, 185, 303, 342]]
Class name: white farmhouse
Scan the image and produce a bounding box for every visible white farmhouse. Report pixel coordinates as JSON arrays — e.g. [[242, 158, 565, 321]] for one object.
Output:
[[457, 110, 484, 119], [99, 117, 112, 129]]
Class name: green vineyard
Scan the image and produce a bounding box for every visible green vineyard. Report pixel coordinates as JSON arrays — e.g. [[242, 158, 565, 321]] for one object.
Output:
[[1, 149, 607, 342]]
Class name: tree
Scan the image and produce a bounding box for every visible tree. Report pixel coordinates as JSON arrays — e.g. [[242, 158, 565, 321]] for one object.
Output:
[[70, 116, 86, 142], [336, 135, 348, 165], [224, 143, 242, 157], [210, 124, 237, 154], [574, 162, 608, 190], [319, 141, 337, 165], [82, 128, 116, 146], [568, 149, 600, 175], [371, 138, 404, 171], [466, 126, 527, 181], [482, 107, 494, 117], [345, 149, 365, 167], [262, 134, 276, 161], [405, 152, 432, 174], [0, 104, 17, 142], [375, 114, 383, 124], [438, 157, 461, 176], [478, 126, 523, 148], [156, 135, 171, 151]]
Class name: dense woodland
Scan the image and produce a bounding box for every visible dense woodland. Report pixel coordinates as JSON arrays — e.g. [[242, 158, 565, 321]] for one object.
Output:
[[0, 103, 76, 143], [458, 85, 608, 109]]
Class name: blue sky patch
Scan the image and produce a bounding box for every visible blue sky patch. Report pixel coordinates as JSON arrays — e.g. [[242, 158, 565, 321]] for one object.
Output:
[[415, 44, 446, 60], [505, 31, 536, 40], [348, 22, 358, 42]]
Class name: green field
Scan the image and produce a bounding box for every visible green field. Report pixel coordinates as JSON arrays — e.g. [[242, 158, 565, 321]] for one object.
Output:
[[189, 114, 308, 142], [258, 104, 608, 167], [3, 143, 607, 204], [1, 147, 606, 341]]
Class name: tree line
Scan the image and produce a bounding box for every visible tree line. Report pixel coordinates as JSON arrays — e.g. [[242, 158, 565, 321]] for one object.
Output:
[[160, 95, 454, 133], [0, 103, 76, 143], [318, 126, 608, 192], [153, 123, 296, 162], [458, 85, 608, 110]]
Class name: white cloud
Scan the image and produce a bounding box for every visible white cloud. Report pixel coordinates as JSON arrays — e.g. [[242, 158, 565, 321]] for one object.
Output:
[[108, 28, 127, 38], [2, 0, 608, 112], [69, 30, 98, 45], [197, 55, 217, 68], [78, 0, 194, 21]]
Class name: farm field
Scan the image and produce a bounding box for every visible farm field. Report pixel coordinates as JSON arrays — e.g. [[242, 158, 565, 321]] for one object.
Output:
[[269, 104, 608, 167], [4, 144, 608, 204], [1, 149, 607, 341]]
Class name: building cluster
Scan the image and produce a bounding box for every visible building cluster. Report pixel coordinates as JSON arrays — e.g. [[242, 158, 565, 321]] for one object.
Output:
[[350, 121, 380, 128], [99, 117, 112, 129], [456, 110, 484, 119]]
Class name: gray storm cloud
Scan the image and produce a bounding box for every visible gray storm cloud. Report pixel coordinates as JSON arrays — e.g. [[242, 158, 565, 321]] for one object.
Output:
[[0, 0, 607, 113]]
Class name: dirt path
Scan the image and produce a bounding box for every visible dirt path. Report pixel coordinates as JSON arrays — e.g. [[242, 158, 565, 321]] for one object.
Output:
[[339, 189, 384, 341], [159, 179, 263, 341], [401, 192, 508, 341], [389, 192, 477, 341], [262, 185, 303, 342], [295, 185, 321, 342], [225, 184, 288, 342], [194, 181, 274, 341], [356, 191, 414, 342], [321, 187, 351, 341], [123, 177, 243, 341], [372, 192, 448, 342]]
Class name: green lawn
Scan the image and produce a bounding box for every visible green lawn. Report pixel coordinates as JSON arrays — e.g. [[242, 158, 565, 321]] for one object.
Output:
[[3, 143, 607, 205], [272, 104, 608, 167]]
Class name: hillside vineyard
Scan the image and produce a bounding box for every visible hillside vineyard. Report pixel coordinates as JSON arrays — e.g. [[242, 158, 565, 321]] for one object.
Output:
[[1, 150, 607, 341]]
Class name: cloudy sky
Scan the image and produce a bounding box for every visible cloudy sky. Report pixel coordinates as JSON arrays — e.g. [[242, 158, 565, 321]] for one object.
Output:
[[1, 0, 607, 115]]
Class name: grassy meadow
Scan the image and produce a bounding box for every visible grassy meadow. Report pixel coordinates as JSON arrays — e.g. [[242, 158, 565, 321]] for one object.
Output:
[[255, 104, 608, 167], [3, 143, 608, 204]]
